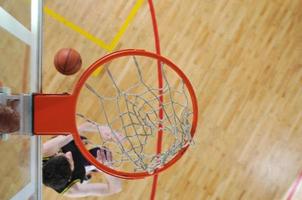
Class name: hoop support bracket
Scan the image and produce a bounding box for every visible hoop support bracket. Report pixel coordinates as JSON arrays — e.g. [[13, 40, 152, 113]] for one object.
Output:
[[33, 94, 76, 135]]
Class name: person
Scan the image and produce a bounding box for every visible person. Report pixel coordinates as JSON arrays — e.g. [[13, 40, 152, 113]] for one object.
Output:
[[42, 123, 123, 197], [0, 81, 20, 134], [0, 101, 19, 133]]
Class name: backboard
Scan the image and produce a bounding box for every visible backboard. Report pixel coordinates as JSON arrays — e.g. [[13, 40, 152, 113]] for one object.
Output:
[[0, 0, 42, 199]]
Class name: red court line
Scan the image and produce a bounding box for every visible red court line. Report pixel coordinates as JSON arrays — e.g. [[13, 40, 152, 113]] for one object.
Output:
[[287, 171, 302, 200], [147, 0, 162, 200]]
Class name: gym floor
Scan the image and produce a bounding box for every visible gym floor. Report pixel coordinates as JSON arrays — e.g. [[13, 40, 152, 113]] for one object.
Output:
[[42, 0, 302, 199], [1, 0, 302, 199]]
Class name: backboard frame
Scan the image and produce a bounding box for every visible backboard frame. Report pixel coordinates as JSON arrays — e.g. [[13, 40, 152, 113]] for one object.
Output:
[[0, 0, 43, 199]]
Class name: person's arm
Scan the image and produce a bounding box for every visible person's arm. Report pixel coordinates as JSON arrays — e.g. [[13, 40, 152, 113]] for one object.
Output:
[[64, 148, 122, 198], [64, 180, 121, 198], [78, 122, 124, 142], [42, 135, 74, 157]]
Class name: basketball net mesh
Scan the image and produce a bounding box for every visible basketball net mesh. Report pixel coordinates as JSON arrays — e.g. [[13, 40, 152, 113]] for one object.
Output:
[[76, 56, 194, 174]]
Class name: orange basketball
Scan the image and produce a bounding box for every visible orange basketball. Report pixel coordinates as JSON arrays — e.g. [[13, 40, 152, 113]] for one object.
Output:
[[54, 48, 82, 75]]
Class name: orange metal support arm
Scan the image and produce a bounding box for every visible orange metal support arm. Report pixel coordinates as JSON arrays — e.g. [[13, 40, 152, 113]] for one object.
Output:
[[33, 94, 77, 135]]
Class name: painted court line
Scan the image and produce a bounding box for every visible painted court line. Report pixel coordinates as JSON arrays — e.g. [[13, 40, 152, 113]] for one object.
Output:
[[286, 171, 302, 200], [44, 6, 111, 51], [44, 0, 144, 76], [44, 0, 144, 52], [109, 0, 145, 50]]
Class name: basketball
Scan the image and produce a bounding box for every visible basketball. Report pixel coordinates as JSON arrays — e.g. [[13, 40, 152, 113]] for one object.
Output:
[[54, 48, 82, 75]]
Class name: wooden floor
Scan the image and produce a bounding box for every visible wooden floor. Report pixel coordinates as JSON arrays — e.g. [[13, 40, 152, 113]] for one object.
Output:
[[43, 0, 302, 200], [1, 0, 302, 199]]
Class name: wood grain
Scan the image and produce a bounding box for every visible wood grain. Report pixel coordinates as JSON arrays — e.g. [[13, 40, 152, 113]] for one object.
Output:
[[43, 0, 302, 200], [29, 0, 302, 199]]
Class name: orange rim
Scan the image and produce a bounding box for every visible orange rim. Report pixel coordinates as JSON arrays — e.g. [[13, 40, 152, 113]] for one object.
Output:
[[72, 49, 198, 179], [34, 49, 198, 179]]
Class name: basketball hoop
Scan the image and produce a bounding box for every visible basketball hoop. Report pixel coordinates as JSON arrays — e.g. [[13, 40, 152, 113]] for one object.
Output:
[[33, 49, 198, 179]]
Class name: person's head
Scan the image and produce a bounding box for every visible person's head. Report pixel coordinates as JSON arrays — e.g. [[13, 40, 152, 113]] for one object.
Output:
[[0, 104, 20, 133], [43, 152, 74, 190]]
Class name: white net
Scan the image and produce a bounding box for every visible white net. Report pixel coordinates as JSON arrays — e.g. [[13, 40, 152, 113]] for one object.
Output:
[[76, 55, 194, 174]]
